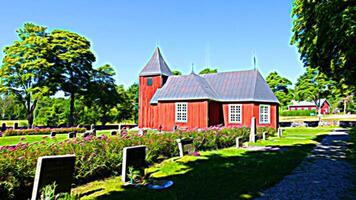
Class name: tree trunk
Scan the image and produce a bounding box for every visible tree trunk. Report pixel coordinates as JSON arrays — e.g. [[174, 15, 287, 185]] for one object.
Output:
[[344, 99, 347, 115], [69, 93, 75, 126]]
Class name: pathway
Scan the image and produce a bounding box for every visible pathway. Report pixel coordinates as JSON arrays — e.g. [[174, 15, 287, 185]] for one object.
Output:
[[256, 129, 355, 200]]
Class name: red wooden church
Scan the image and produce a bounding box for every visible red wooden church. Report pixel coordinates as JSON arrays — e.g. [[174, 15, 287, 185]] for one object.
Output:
[[138, 48, 279, 131]]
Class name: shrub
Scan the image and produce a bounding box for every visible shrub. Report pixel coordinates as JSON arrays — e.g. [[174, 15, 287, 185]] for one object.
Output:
[[3, 127, 87, 136], [0, 126, 275, 199]]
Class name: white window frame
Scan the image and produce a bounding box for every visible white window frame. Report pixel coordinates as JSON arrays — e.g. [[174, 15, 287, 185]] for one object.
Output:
[[259, 104, 270, 124], [175, 102, 188, 122], [228, 104, 242, 123]]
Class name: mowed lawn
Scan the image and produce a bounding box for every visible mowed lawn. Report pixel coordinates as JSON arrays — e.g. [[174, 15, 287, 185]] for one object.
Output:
[[0, 130, 112, 146], [73, 127, 334, 200]]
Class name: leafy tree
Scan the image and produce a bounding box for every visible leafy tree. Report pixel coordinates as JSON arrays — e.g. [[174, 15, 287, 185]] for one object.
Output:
[[294, 67, 334, 114], [50, 30, 96, 126], [34, 97, 69, 126], [126, 83, 138, 122], [0, 94, 26, 120], [0, 23, 55, 127], [172, 70, 182, 75], [266, 72, 293, 108], [199, 68, 218, 74], [87, 64, 121, 125], [291, 0, 356, 90]]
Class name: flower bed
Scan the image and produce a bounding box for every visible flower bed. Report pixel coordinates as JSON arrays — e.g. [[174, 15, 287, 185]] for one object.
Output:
[[2, 127, 87, 136], [0, 127, 275, 199]]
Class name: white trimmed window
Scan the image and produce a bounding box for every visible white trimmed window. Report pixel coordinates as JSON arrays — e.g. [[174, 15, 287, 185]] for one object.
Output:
[[175, 103, 187, 122], [259, 104, 270, 124], [229, 104, 242, 123]]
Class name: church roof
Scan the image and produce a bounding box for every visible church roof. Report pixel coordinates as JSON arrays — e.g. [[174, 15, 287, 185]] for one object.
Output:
[[151, 69, 279, 104], [139, 47, 173, 77]]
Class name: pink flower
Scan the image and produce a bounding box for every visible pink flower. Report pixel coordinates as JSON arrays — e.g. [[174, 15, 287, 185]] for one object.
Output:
[[17, 156, 24, 160]]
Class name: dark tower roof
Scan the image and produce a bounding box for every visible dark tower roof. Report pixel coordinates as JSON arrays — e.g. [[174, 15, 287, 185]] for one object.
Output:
[[139, 47, 173, 77]]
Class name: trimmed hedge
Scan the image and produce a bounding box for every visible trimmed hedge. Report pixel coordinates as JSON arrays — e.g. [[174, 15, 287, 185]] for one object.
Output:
[[0, 126, 275, 199], [2, 127, 87, 136], [280, 110, 316, 116]]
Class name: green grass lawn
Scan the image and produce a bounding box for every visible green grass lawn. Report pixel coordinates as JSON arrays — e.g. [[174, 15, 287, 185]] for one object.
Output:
[[72, 127, 334, 200], [0, 130, 112, 146]]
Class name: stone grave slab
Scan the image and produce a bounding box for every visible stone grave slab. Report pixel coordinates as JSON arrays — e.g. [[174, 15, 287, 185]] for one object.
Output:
[[31, 154, 76, 200], [121, 145, 146, 183], [176, 138, 195, 157]]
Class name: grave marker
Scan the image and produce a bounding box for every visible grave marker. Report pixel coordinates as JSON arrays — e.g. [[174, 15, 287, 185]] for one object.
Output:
[[68, 132, 76, 139], [278, 128, 283, 138], [249, 117, 256, 143], [176, 138, 195, 157], [262, 132, 266, 140], [236, 137, 242, 148], [111, 130, 117, 136], [121, 145, 146, 183], [13, 122, 18, 130], [31, 154, 76, 200], [1, 123, 6, 131], [50, 132, 56, 137]]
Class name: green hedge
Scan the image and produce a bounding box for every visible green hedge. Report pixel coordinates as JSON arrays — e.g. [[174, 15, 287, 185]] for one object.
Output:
[[2, 127, 87, 136], [0, 126, 275, 199], [280, 110, 316, 116]]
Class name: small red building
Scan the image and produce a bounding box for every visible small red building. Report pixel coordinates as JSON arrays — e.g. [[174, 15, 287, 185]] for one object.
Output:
[[288, 99, 330, 114], [138, 48, 279, 131]]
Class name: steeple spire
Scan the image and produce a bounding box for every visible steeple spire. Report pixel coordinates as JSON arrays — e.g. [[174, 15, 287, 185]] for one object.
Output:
[[139, 47, 173, 77]]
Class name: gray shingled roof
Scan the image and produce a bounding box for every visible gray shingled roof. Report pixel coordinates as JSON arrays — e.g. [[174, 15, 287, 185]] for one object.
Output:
[[139, 47, 173, 77], [151, 70, 279, 104]]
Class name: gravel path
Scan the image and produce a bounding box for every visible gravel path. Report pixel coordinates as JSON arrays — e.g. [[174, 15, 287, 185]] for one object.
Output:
[[256, 129, 355, 200]]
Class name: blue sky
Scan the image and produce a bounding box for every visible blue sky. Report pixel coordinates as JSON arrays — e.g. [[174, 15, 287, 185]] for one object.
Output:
[[0, 0, 304, 87]]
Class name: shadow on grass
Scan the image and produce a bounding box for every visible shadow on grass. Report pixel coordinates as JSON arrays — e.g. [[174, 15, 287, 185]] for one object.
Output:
[[95, 143, 317, 200]]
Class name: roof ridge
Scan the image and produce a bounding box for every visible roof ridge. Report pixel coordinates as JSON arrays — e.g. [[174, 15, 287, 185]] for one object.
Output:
[[191, 73, 218, 99]]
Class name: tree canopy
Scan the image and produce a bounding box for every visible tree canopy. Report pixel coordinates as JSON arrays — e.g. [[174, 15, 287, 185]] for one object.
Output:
[[294, 67, 334, 113], [266, 72, 293, 108], [291, 0, 356, 90], [0, 23, 55, 127], [199, 68, 218, 74], [172, 70, 182, 75]]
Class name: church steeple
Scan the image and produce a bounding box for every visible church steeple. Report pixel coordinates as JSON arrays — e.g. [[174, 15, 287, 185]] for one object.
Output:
[[139, 47, 173, 77]]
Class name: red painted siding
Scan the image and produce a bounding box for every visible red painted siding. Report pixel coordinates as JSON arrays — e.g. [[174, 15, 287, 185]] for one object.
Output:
[[138, 76, 162, 129], [158, 101, 208, 131], [222, 103, 278, 129], [320, 102, 330, 114]]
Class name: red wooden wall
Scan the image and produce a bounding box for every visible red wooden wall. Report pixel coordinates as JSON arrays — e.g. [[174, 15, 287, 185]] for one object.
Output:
[[158, 101, 208, 131], [222, 103, 278, 129], [138, 75, 162, 129]]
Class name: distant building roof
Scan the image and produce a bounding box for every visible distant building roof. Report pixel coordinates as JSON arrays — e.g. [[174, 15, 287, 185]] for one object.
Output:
[[151, 70, 279, 104], [139, 47, 173, 77], [289, 99, 328, 107]]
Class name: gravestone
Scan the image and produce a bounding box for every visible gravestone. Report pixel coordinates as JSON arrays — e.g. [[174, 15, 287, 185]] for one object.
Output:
[[111, 131, 117, 136], [176, 138, 195, 157], [13, 122, 18, 130], [90, 124, 95, 131], [235, 137, 242, 148], [262, 132, 266, 140], [83, 131, 91, 138], [31, 154, 76, 200], [277, 128, 283, 138], [1, 123, 6, 132], [50, 132, 56, 137], [68, 132, 76, 139], [121, 145, 146, 183], [249, 117, 256, 143]]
